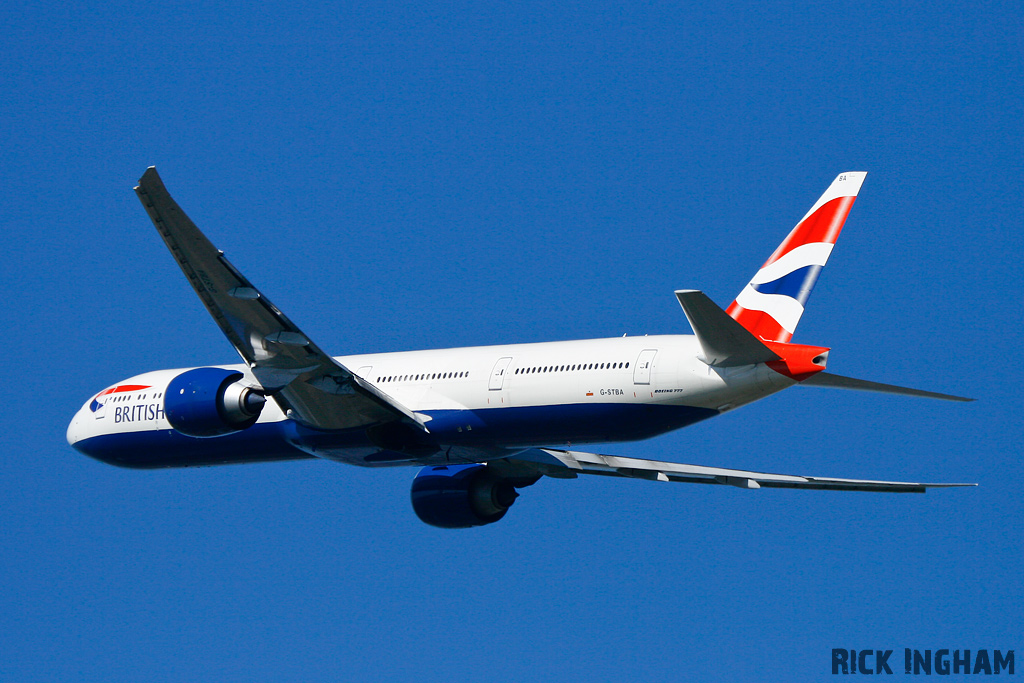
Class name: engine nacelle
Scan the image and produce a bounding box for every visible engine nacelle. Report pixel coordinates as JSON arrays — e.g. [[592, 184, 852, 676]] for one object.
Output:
[[411, 464, 521, 529], [164, 368, 266, 438]]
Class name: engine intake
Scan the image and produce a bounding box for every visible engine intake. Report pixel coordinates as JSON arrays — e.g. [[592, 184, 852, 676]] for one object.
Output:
[[165, 367, 265, 438]]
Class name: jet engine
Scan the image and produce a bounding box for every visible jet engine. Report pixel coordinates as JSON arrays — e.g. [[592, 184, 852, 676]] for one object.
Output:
[[411, 464, 537, 528], [164, 367, 266, 438]]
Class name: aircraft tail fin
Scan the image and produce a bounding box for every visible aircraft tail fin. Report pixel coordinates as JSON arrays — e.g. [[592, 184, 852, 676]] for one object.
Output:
[[727, 172, 867, 342]]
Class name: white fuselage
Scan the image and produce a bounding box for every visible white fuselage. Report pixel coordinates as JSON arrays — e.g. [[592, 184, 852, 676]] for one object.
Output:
[[68, 334, 795, 469]]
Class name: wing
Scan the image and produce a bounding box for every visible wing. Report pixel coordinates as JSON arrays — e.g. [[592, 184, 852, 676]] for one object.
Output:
[[498, 448, 975, 492], [135, 167, 423, 432]]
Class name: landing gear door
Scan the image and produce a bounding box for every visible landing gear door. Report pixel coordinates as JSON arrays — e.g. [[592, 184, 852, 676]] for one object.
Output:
[[633, 349, 658, 385], [489, 357, 513, 391]]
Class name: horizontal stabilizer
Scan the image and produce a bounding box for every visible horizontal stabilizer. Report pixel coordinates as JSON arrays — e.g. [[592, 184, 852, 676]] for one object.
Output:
[[675, 290, 781, 367], [800, 371, 974, 402]]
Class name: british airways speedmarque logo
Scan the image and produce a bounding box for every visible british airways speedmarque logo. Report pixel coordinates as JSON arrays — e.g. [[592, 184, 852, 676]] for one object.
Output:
[[89, 384, 151, 412]]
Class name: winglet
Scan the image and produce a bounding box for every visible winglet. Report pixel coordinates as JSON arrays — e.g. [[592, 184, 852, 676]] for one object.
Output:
[[675, 290, 781, 367]]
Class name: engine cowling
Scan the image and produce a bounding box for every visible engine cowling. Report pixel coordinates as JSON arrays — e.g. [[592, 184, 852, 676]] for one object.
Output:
[[411, 464, 521, 529], [164, 368, 266, 438]]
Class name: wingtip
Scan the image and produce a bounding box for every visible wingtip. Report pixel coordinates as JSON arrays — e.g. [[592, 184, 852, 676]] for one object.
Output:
[[136, 166, 165, 192]]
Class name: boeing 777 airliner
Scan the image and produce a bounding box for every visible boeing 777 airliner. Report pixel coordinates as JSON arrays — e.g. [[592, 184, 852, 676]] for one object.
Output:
[[67, 169, 974, 527]]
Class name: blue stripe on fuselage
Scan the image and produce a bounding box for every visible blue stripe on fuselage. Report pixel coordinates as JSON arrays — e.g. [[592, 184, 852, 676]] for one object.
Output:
[[72, 402, 718, 468], [72, 421, 315, 469], [421, 402, 718, 447]]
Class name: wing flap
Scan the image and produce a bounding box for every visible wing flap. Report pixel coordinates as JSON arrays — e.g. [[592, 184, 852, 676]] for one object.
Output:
[[504, 448, 975, 493], [135, 167, 420, 432]]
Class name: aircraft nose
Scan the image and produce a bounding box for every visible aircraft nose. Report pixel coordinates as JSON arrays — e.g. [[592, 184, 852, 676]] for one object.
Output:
[[66, 411, 82, 447]]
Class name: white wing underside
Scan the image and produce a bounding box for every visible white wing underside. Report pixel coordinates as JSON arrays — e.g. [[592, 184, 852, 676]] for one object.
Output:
[[500, 448, 975, 493]]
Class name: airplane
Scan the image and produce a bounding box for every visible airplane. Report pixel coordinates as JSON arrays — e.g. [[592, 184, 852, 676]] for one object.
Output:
[[67, 168, 975, 528]]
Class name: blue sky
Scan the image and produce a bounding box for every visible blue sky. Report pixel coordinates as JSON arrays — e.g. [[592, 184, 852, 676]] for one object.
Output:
[[2, 1, 1021, 680]]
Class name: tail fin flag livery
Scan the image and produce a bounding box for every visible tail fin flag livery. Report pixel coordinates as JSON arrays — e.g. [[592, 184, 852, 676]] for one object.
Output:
[[67, 168, 975, 530], [727, 172, 867, 343]]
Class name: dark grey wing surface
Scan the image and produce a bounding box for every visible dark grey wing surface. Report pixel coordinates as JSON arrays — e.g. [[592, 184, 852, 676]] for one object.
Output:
[[135, 167, 422, 431]]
